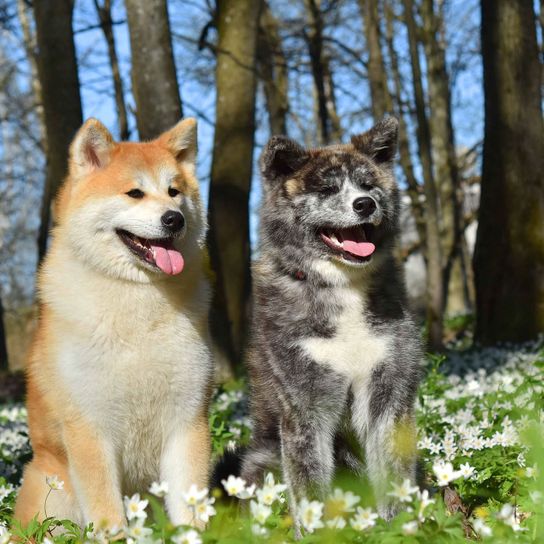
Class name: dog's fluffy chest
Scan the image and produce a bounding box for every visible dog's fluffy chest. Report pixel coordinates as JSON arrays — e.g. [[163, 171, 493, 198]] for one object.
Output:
[[48, 268, 212, 442], [298, 285, 391, 379]]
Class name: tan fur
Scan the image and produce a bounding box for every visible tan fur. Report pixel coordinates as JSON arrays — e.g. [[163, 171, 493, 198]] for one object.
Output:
[[15, 118, 214, 530], [284, 178, 304, 197]]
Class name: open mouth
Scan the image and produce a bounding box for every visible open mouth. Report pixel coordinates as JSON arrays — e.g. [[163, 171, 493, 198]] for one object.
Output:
[[319, 224, 376, 263], [116, 229, 184, 275]]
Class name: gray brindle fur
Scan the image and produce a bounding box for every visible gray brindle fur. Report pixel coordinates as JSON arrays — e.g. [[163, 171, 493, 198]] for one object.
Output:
[[241, 117, 422, 535]]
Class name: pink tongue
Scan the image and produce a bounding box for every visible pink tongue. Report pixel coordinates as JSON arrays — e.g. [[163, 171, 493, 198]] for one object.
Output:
[[151, 244, 184, 275], [343, 240, 376, 257]]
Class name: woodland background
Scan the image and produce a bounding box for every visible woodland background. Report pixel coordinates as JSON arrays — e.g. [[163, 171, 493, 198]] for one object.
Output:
[[0, 0, 542, 378]]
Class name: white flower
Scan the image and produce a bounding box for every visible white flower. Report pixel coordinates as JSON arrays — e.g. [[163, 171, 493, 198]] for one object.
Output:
[[416, 489, 435, 521], [172, 529, 202, 544], [325, 516, 346, 529], [222, 475, 246, 497], [0, 525, 12, 544], [529, 490, 542, 504], [238, 483, 256, 500], [182, 484, 208, 507], [497, 503, 523, 532], [402, 520, 418, 535], [473, 518, 493, 537], [124, 494, 148, 521], [326, 488, 360, 514], [350, 506, 378, 530], [250, 500, 272, 525], [432, 461, 462, 487], [387, 479, 419, 503], [418, 436, 433, 450], [255, 473, 287, 505], [526, 464, 538, 479], [459, 463, 476, 479], [251, 523, 268, 536], [0, 484, 14, 501], [127, 520, 153, 541], [46, 474, 64, 490], [299, 498, 324, 533], [194, 497, 216, 523], [149, 481, 169, 497]]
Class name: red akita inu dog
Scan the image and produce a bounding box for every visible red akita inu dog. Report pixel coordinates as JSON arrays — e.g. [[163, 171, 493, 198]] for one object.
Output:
[[15, 118, 213, 529]]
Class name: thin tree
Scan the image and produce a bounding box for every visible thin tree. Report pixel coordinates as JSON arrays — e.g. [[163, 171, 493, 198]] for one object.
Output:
[[383, 0, 426, 248], [420, 0, 469, 315], [474, 0, 544, 344], [0, 294, 8, 371], [359, 0, 393, 120], [304, 0, 342, 144], [94, 0, 129, 140], [125, 0, 182, 139], [258, 1, 288, 135], [403, 0, 444, 350], [208, 0, 262, 375], [33, 0, 83, 263], [17, 0, 46, 152]]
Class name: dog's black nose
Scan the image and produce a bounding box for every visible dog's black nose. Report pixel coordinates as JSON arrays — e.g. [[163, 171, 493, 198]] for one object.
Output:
[[161, 210, 185, 233], [353, 197, 376, 216]]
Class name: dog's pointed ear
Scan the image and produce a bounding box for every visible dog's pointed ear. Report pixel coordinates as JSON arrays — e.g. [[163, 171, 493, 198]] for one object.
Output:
[[158, 118, 197, 170], [351, 116, 398, 165], [69, 118, 114, 178], [260, 136, 309, 182]]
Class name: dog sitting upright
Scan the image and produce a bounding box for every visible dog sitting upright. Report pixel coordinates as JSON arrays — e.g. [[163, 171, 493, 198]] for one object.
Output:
[[241, 117, 422, 533], [15, 118, 213, 529]]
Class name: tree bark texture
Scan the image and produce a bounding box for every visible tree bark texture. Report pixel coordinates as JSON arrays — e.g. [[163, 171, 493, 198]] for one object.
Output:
[[33, 0, 83, 263], [258, 2, 288, 135], [208, 0, 262, 375], [474, 0, 544, 344], [403, 0, 444, 350], [94, 0, 130, 140], [125, 0, 182, 139]]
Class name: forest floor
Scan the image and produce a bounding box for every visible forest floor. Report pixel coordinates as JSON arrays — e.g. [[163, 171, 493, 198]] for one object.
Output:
[[0, 332, 543, 543]]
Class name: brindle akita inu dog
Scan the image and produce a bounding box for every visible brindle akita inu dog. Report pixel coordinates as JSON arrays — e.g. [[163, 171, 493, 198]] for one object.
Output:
[[241, 117, 422, 534]]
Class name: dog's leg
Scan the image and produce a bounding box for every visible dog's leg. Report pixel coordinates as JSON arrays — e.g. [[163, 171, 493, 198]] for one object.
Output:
[[15, 457, 79, 528], [241, 436, 280, 486], [161, 413, 210, 527], [280, 409, 339, 539], [62, 417, 125, 529], [351, 372, 418, 520]]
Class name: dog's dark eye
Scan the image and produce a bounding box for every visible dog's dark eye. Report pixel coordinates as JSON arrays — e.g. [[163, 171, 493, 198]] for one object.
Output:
[[126, 189, 145, 199], [168, 187, 180, 198], [320, 185, 339, 196], [361, 183, 373, 191]]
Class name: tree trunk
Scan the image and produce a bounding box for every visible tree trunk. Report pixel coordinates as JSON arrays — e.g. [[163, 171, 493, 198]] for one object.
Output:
[[208, 0, 262, 376], [125, 0, 182, 139], [33, 0, 83, 263], [304, 0, 341, 144], [17, 0, 47, 152], [474, 0, 544, 344], [359, 0, 393, 120], [420, 0, 466, 317], [322, 53, 343, 141], [258, 2, 288, 135], [383, 0, 426, 249], [0, 294, 8, 371], [94, 0, 130, 140], [403, 0, 444, 350]]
